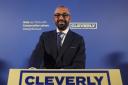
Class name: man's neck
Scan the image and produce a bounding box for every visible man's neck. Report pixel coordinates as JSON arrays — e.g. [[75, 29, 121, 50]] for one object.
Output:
[[57, 27, 69, 34]]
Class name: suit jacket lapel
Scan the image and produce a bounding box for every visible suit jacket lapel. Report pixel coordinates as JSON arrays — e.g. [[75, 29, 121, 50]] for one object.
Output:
[[56, 30, 74, 63]]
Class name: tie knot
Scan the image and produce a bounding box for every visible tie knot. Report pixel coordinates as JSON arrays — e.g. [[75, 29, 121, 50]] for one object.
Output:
[[57, 32, 65, 39], [57, 32, 65, 48]]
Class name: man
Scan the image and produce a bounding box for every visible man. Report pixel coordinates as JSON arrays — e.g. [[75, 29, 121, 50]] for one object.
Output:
[[29, 6, 86, 69]]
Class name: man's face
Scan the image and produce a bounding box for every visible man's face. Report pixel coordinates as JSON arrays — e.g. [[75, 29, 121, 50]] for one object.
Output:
[[54, 7, 71, 31]]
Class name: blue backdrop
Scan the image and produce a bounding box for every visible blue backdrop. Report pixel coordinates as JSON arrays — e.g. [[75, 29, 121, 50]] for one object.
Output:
[[0, 0, 128, 84]]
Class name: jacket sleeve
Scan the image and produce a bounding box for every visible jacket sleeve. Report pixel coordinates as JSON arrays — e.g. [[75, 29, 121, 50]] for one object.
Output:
[[29, 34, 45, 69]]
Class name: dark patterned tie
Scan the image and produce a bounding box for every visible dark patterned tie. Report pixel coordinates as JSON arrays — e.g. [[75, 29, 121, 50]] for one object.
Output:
[[57, 32, 65, 49]]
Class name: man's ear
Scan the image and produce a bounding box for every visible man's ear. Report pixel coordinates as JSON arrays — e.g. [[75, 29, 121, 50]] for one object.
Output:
[[53, 15, 56, 22], [69, 16, 71, 22]]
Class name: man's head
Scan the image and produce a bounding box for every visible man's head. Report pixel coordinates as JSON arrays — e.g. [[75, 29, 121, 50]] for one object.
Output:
[[54, 6, 71, 31]]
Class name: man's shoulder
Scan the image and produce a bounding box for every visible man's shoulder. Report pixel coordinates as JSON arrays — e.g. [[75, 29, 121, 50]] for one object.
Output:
[[40, 30, 56, 37], [43, 30, 55, 34], [70, 30, 83, 39]]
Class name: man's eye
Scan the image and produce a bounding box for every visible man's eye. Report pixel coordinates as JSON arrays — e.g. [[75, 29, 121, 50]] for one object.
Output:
[[63, 14, 69, 16], [54, 14, 61, 17], [54, 13, 70, 17]]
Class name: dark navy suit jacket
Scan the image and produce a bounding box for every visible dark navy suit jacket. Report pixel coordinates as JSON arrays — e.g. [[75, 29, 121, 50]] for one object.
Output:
[[29, 30, 86, 69]]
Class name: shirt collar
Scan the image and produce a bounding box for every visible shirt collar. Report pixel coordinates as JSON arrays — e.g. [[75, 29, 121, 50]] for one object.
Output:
[[56, 27, 69, 34]]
